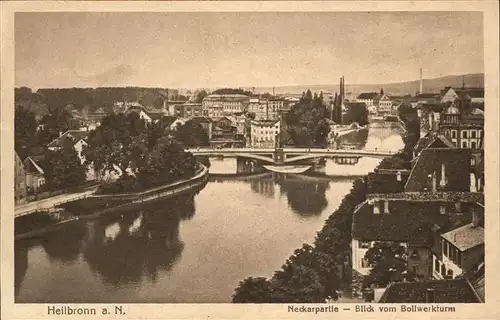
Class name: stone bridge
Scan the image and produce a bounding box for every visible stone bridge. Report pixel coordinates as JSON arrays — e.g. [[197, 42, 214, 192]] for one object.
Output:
[[187, 147, 395, 165]]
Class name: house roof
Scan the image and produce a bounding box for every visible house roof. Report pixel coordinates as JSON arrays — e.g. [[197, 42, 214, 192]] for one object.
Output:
[[441, 223, 484, 251], [416, 103, 447, 112], [416, 93, 441, 99], [413, 134, 454, 156], [23, 156, 45, 174], [351, 200, 447, 242], [203, 94, 249, 101], [378, 279, 481, 303], [357, 92, 380, 100], [367, 192, 484, 203], [191, 116, 213, 123], [46, 130, 90, 148], [145, 111, 165, 120]]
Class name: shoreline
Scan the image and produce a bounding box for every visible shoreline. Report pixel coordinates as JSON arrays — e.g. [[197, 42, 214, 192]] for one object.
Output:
[[15, 164, 209, 241]]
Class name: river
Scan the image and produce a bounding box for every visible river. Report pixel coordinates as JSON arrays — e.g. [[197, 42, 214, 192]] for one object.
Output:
[[15, 123, 404, 303]]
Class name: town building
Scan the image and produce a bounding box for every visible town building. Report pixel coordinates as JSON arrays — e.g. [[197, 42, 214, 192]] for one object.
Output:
[[250, 120, 280, 148], [374, 94, 393, 115], [15, 152, 27, 205], [23, 156, 46, 194], [356, 92, 380, 110], [202, 94, 249, 118], [410, 93, 442, 108], [86, 107, 108, 125], [166, 102, 203, 118], [378, 279, 482, 303], [438, 101, 484, 149], [441, 87, 484, 104]]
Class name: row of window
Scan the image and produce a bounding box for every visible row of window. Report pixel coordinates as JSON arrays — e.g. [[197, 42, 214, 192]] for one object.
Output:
[[435, 259, 454, 278], [447, 129, 482, 139], [442, 239, 462, 267]]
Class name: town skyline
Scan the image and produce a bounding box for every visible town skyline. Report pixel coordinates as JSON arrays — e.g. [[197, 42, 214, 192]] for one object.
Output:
[[16, 12, 483, 89]]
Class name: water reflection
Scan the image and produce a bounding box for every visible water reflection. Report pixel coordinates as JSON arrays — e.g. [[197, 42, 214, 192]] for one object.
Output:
[[15, 243, 28, 296], [337, 127, 369, 150], [83, 195, 195, 285], [277, 174, 330, 216], [41, 222, 87, 263]]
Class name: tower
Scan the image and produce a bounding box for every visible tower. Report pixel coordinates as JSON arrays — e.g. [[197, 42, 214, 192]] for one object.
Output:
[[419, 68, 423, 94]]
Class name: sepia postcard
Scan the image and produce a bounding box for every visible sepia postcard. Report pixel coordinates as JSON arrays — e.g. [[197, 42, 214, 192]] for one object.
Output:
[[1, 1, 499, 319]]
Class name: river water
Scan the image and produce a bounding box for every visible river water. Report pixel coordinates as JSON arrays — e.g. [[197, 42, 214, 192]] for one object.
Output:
[[15, 123, 404, 303]]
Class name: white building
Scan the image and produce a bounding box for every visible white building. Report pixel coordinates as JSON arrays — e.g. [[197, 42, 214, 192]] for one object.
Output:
[[250, 120, 280, 148], [202, 94, 249, 118]]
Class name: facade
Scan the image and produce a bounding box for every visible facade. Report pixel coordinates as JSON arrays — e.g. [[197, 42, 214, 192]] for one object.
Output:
[[202, 94, 249, 118], [439, 103, 484, 149], [167, 102, 203, 118], [441, 87, 484, 104], [356, 92, 380, 109], [23, 156, 46, 193], [15, 152, 27, 205], [376, 94, 393, 115], [250, 120, 280, 148]]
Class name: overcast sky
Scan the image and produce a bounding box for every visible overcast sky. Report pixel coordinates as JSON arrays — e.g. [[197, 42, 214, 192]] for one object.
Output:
[[15, 12, 483, 89]]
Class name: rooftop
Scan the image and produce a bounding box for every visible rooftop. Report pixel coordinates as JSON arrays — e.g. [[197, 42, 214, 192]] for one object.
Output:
[[378, 279, 481, 303], [367, 192, 484, 203], [441, 223, 484, 251], [357, 92, 380, 100], [47, 130, 90, 148]]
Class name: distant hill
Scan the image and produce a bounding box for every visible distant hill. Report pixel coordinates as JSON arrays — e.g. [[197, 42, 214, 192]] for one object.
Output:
[[246, 73, 484, 97]]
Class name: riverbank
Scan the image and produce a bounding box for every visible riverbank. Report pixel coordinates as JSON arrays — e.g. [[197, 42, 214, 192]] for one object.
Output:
[[15, 164, 209, 241]]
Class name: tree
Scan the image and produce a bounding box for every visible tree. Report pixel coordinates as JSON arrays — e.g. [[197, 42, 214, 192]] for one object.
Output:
[[363, 242, 415, 288], [343, 103, 368, 126], [195, 90, 208, 102], [44, 144, 87, 190], [37, 107, 74, 146], [83, 112, 148, 178], [173, 120, 210, 147], [15, 106, 38, 159], [232, 277, 273, 303]]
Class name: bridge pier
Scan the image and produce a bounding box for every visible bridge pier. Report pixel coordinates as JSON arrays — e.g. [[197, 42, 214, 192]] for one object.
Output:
[[274, 148, 285, 165]]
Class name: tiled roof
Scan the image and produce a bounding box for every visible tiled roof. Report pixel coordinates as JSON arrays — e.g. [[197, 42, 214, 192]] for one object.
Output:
[[23, 156, 45, 174], [441, 223, 484, 251], [351, 200, 449, 242], [357, 92, 380, 100], [416, 93, 441, 99], [413, 134, 454, 156], [367, 192, 483, 203], [47, 130, 90, 148], [378, 279, 481, 303]]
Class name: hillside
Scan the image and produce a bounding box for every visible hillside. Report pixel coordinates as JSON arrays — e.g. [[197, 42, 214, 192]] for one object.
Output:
[[247, 73, 484, 96]]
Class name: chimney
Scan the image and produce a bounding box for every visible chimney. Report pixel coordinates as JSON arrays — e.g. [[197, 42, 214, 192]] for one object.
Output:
[[472, 207, 480, 227], [440, 163, 447, 188], [419, 68, 423, 94], [432, 172, 437, 192], [425, 288, 435, 303], [273, 87, 275, 96]]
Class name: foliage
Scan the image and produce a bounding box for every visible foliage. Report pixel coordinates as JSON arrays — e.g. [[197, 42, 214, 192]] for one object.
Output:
[[43, 145, 87, 191], [363, 242, 416, 288], [343, 103, 369, 126], [83, 112, 149, 176], [332, 92, 343, 124], [15, 106, 38, 159], [195, 90, 209, 102], [377, 151, 410, 170], [232, 277, 274, 303], [282, 90, 330, 147], [172, 120, 210, 147], [212, 88, 253, 96]]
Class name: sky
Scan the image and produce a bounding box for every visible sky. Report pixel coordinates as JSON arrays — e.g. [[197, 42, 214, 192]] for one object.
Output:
[[15, 12, 483, 89]]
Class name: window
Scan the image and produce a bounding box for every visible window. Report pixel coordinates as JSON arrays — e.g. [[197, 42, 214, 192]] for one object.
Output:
[[471, 157, 476, 166], [457, 251, 461, 268], [451, 130, 457, 139], [462, 141, 468, 148], [384, 201, 389, 214], [440, 205, 446, 215], [447, 269, 453, 279], [359, 241, 371, 249], [471, 130, 477, 138], [471, 141, 477, 149], [441, 264, 446, 277], [462, 131, 468, 138], [412, 266, 418, 273], [435, 259, 440, 272]]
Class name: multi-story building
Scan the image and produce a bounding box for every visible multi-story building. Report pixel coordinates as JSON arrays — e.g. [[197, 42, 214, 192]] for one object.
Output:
[[438, 100, 484, 149], [15, 152, 27, 205], [167, 102, 202, 118], [202, 94, 249, 118], [250, 120, 280, 148], [356, 92, 380, 110], [441, 87, 484, 104], [374, 94, 393, 115]]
